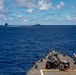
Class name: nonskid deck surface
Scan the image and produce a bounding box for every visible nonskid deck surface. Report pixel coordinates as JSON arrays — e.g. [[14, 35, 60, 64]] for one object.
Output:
[[27, 51, 76, 75]]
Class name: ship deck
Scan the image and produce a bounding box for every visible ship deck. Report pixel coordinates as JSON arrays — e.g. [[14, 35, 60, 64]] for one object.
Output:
[[27, 50, 76, 75]]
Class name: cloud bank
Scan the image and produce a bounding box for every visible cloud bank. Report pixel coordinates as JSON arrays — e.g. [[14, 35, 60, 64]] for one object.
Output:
[[0, 0, 76, 25]]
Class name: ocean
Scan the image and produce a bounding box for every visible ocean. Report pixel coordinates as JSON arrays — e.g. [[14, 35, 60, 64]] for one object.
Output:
[[0, 25, 76, 75]]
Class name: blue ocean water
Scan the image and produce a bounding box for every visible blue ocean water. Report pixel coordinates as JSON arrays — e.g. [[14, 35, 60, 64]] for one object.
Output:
[[0, 25, 76, 75]]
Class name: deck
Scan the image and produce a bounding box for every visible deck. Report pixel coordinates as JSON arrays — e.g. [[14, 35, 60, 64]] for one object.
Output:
[[27, 50, 76, 75]]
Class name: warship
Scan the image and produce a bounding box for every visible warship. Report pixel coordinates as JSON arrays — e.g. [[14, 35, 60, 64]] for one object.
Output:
[[27, 49, 76, 75], [5, 23, 8, 26], [35, 24, 40, 26]]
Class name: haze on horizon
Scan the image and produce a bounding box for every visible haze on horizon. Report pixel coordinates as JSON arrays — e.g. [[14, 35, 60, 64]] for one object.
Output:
[[0, 0, 76, 25]]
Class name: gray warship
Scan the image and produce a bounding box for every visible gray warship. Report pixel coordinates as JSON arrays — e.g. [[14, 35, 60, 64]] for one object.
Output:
[[5, 23, 8, 26], [27, 49, 76, 75]]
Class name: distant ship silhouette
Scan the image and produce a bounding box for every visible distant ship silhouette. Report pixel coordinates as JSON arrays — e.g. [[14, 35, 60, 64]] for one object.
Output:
[[35, 24, 40, 26], [5, 23, 8, 26]]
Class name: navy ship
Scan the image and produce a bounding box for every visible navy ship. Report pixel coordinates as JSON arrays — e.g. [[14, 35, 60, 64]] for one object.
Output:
[[35, 24, 40, 26], [27, 49, 76, 75], [5, 23, 8, 26]]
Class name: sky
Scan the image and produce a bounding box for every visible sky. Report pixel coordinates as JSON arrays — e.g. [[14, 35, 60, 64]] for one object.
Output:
[[0, 0, 76, 25]]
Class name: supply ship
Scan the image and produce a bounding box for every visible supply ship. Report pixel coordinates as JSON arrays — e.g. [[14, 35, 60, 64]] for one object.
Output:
[[27, 49, 76, 75]]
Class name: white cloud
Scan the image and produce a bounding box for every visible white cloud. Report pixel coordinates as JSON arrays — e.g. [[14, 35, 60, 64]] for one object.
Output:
[[0, 0, 11, 14], [38, 0, 52, 10], [19, 15, 23, 18], [56, 1, 65, 9], [0, 14, 8, 20], [16, 0, 36, 8], [26, 9, 34, 13], [0, 0, 4, 10], [0, 14, 5, 18], [38, 0, 65, 11], [16, 0, 53, 11], [66, 15, 76, 21], [66, 15, 72, 20], [70, 6, 75, 9], [74, 17, 76, 20], [24, 18, 28, 22], [3, 16, 13, 21], [7, 17, 13, 20], [60, 1, 65, 6]]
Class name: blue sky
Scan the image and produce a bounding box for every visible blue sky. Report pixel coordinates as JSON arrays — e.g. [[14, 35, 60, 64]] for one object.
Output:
[[0, 0, 76, 25]]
